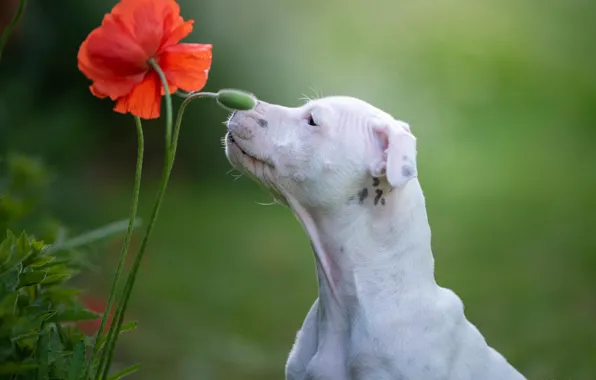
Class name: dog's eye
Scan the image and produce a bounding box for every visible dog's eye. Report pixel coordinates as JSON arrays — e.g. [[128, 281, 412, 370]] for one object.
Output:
[[307, 114, 318, 126]]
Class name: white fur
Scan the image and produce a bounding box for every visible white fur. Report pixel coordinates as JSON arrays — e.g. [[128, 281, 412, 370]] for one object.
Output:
[[224, 96, 526, 380]]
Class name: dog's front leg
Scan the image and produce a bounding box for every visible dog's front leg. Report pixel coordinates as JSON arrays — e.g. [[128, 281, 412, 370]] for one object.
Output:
[[285, 298, 320, 380]]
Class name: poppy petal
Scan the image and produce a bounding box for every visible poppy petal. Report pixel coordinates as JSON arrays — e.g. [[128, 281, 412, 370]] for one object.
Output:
[[110, 0, 170, 57], [114, 72, 162, 119], [160, 20, 194, 50], [110, 0, 191, 56], [160, 43, 212, 92], [77, 18, 147, 99], [90, 84, 108, 99], [81, 16, 149, 77], [161, 85, 178, 96]]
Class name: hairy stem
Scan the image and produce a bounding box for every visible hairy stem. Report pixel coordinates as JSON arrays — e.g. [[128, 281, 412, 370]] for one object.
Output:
[[97, 59, 174, 380], [172, 91, 217, 156], [89, 116, 144, 379]]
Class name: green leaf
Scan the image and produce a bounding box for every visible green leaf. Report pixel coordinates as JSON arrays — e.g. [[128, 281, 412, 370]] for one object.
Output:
[[28, 256, 55, 267], [119, 320, 138, 333], [46, 218, 143, 253], [11, 304, 55, 338], [54, 322, 69, 348], [45, 263, 73, 274], [0, 234, 14, 265], [48, 327, 67, 379], [14, 333, 39, 352], [47, 308, 100, 323], [0, 360, 38, 374], [67, 339, 85, 380], [39, 258, 71, 269], [45, 287, 82, 307], [106, 363, 141, 380], [40, 273, 71, 285], [5, 230, 16, 244], [37, 327, 50, 380], [18, 270, 47, 287], [0, 265, 21, 292], [0, 291, 17, 316], [48, 327, 63, 363], [52, 353, 69, 379], [31, 239, 46, 252], [16, 231, 32, 258], [0, 231, 33, 276]]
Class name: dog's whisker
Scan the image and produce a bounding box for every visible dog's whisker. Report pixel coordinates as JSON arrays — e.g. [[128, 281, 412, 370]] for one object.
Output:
[[299, 93, 312, 103], [309, 86, 323, 100], [225, 168, 244, 181], [254, 200, 277, 206]]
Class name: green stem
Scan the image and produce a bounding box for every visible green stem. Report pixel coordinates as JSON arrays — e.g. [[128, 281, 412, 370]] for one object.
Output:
[[97, 59, 174, 380], [88, 116, 144, 379], [172, 91, 217, 156], [0, 0, 27, 62], [150, 58, 173, 159], [174, 89, 217, 99]]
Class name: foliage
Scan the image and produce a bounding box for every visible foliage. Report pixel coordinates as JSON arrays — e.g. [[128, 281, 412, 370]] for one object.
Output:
[[0, 153, 139, 379]]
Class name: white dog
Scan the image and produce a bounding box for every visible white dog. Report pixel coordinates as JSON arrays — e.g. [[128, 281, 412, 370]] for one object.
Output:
[[224, 95, 526, 380]]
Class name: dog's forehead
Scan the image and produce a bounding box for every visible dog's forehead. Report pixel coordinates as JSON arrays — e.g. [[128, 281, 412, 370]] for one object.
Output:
[[311, 96, 393, 120]]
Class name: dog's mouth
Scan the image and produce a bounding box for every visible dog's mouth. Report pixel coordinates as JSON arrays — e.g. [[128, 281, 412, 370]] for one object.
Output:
[[226, 132, 275, 170], [225, 132, 287, 205], [227, 133, 250, 156]]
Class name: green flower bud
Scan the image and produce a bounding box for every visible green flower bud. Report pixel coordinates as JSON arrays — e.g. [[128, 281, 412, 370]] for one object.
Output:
[[216, 89, 257, 111]]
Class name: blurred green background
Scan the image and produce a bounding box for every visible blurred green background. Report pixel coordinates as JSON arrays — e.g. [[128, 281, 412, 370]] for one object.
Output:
[[1, 0, 595, 378]]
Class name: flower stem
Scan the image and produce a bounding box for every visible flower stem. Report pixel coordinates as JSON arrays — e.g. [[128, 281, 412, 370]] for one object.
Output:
[[88, 116, 144, 379], [174, 89, 217, 99], [0, 0, 27, 62], [149, 58, 173, 160], [172, 91, 217, 155], [97, 59, 174, 380]]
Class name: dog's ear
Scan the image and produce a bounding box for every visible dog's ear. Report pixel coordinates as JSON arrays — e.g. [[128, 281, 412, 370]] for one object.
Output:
[[370, 120, 417, 188]]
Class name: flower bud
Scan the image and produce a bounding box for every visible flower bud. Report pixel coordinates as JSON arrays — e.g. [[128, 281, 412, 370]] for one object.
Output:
[[216, 89, 257, 111]]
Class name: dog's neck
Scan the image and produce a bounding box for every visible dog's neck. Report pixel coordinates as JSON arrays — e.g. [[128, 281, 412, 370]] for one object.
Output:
[[287, 178, 437, 328]]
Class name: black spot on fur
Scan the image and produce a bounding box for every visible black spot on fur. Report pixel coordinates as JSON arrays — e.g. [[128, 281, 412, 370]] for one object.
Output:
[[402, 165, 414, 178], [358, 188, 368, 204], [257, 119, 268, 128], [374, 189, 383, 205], [372, 177, 380, 187], [381, 198, 386, 206]]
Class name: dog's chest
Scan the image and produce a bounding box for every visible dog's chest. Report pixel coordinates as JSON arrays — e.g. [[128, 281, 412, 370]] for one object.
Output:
[[345, 323, 445, 380], [305, 313, 447, 380]]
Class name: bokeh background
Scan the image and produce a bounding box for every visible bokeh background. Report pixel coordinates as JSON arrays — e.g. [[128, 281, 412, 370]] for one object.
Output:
[[2, 0, 596, 378]]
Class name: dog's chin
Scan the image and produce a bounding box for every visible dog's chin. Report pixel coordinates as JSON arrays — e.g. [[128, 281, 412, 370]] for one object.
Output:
[[224, 133, 288, 206]]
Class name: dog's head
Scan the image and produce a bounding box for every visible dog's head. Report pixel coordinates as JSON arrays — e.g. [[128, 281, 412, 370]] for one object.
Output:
[[225, 96, 417, 208]]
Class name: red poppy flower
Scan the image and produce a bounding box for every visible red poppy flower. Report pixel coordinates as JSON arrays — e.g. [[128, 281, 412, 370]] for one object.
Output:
[[77, 0, 212, 119]]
